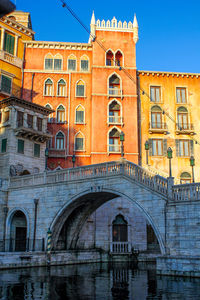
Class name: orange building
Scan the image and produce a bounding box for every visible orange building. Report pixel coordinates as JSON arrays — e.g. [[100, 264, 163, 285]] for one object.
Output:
[[22, 13, 139, 169]]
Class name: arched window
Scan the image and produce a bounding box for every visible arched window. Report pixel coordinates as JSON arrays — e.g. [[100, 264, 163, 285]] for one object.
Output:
[[180, 172, 191, 184], [80, 55, 89, 71], [10, 211, 27, 251], [75, 132, 84, 151], [76, 80, 85, 97], [57, 105, 65, 123], [68, 54, 77, 71], [44, 79, 53, 96], [115, 50, 123, 66], [56, 132, 64, 149], [45, 104, 53, 123], [112, 214, 127, 242], [106, 50, 114, 66], [109, 74, 121, 96], [75, 105, 84, 123], [45, 54, 53, 70], [151, 105, 162, 129], [109, 100, 121, 124], [177, 107, 188, 130], [109, 128, 120, 152], [54, 54, 62, 70], [57, 79, 66, 96]]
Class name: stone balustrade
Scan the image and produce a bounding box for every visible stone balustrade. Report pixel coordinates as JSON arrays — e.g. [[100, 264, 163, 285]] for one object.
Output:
[[172, 183, 200, 201], [0, 50, 22, 68], [110, 242, 132, 253]]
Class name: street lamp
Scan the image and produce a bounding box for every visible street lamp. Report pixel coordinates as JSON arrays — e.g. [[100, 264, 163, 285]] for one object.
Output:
[[72, 154, 76, 168], [145, 140, 149, 165], [120, 131, 125, 158], [45, 148, 49, 169], [167, 147, 173, 177], [190, 156, 195, 183]]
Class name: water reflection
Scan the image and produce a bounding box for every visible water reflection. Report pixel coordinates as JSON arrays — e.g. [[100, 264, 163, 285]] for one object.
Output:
[[0, 262, 200, 299]]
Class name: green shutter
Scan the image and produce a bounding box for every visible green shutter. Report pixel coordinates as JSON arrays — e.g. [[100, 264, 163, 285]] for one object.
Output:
[[1, 138, 7, 153], [34, 143, 40, 157], [149, 139, 152, 156], [163, 139, 167, 156], [4, 32, 14, 55], [1, 75, 11, 94], [17, 139, 24, 154], [175, 139, 179, 157]]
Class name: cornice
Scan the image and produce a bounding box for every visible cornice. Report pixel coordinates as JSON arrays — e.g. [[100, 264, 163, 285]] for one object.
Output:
[[1, 16, 35, 37], [24, 41, 93, 51], [137, 70, 200, 78]]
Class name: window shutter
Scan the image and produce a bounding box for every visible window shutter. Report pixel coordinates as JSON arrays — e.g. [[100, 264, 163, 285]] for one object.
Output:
[[34, 143, 40, 157], [163, 139, 167, 156], [1, 138, 7, 153], [190, 140, 194, 156], [149, 139, 152, 156], [175, 139, 179, 157], [17, 139, 24, 154]]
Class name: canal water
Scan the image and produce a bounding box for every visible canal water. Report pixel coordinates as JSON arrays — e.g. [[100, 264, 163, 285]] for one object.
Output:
[[0, 262, 200, 299]]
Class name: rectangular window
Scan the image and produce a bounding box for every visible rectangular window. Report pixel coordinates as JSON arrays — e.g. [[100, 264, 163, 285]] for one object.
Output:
[[1, 75, 12, 94], [17, 139, 24, 154], [68, 59, 76, 71], [152, 139, 163, 156], [17, 111, 24, 127], [1, 138, 7, 153], [75, 138, 83, 150], [150, 86, 161, 102], [27, 114, 33, 128], [34, 143, 40, 157], [37, 117, 42, 131], [45, 59, 53, 70], [54, 59, 62, 70], [76, 111, 84, 123], [4, 32, 15, 55], [176, 87, 186, 103], [81, 60, 89, 71], [179, 140, 189, 157], [76, 85, 84, 97]]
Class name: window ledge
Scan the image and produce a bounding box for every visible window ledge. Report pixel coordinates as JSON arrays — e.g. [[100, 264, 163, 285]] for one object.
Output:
[[108, 122, 123, 126], [75, 96, 86, 98], [74, 149, 85, 152], [75, 122, 85, 125], [175, 130, 195, 135]]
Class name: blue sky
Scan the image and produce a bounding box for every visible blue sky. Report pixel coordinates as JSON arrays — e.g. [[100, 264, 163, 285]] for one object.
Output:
[[15, 0, 200, 73]]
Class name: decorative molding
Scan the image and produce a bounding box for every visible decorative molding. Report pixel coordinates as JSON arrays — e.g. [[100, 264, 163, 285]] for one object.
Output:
[[96, 17, 135, 32], [24, 69, 91, 74], [24, 41, 92, 51], [1, 16, 35, 37], [138, 70, 200, 78]]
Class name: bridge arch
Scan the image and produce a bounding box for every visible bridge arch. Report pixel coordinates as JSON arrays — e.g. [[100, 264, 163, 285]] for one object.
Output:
[[50, 188, 166, 255]]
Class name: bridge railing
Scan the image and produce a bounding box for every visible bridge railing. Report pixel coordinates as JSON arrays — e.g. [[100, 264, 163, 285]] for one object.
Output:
[[172, 183, 200, 201], [8, 160, 168, 196]]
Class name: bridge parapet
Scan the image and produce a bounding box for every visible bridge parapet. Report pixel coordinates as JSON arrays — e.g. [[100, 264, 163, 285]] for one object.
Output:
[[172, 183, 200, 201], [8, 160, 168, 196]]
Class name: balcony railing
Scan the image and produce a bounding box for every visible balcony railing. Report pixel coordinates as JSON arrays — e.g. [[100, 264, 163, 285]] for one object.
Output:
[[176, 123, 194, 134], [149, 122, 168, 133], [110, 242, 132, 253], [108, 116, 123, 124], [108, 88, 122, 97], [0, 50, 23, 68], [108, 144, 120, 153]]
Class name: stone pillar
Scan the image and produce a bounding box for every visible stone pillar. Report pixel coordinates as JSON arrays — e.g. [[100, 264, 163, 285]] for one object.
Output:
[[3, 206, 8, 251], [33, 115, 37, 130], [24, 112, 27, 128], [14, 36, 18, 57], [42, 118, 47, 133], [1, 28, 5, 50], [167, 177, 174, 200]]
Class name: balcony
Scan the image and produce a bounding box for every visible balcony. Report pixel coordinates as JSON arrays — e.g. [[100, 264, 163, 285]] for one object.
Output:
[[176, 123, 194, 135], [48, 148, 66, 158], [110, 242, 132, 254], [0, 50, 23, 68], [15, 122, 52, 143], [108, 116, 123, 125], [108, 144, 120, 153], [149, 122, 168, 134], [108, 87, 122, 98]]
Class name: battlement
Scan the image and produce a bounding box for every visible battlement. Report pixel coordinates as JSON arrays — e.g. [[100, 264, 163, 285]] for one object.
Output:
[[96, 17, 136, 32]]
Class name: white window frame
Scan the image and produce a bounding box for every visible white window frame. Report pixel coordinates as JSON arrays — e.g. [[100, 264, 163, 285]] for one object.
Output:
[[74, 131, 85, 152], [75, 104, 85, 124]]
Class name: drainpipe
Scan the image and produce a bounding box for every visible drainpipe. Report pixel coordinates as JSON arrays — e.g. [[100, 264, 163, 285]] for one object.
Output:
[[30, 73, 35, 101], [33, 198, 39, 251], [20, 44, 26, 99], [67, 72, 71, 157]]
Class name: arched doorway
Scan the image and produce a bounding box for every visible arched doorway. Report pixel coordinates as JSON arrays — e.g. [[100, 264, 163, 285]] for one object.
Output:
[[112, 214, 127, 242], [10, 211, 27, 251]]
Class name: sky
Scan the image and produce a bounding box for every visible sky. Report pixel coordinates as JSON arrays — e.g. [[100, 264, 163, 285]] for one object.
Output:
[[14, 0, 200, 73]]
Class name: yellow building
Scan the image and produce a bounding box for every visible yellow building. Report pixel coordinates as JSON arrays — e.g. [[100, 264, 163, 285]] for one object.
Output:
[[138, 70, 200, 183], [0, 11, 34, 100]]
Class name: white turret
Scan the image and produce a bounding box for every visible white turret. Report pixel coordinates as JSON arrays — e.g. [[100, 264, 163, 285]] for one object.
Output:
[[89, 11, 96, 43], [133, 14, 139, 44]]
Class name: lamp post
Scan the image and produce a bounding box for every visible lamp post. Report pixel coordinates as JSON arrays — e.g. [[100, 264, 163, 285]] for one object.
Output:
[[190, 156, 195, 183], [72, 154, 76, 168], [45, 148, 49, 169], [120, 131, 125, 158], [145, 140, 149, 165], [167, 147, 173, 177]]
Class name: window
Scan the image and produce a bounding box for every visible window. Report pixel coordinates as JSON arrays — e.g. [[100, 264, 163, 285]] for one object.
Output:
[[109, 74, 121, 96], [81, 55, 89, 71], [45, 54, 53, 70], [75, 105, 84, 123], [75, 132, 84, 151], [37, 117, 42, 131], [45, 54, 62, 70], [1, 138, 7, 153], [27, 114, 33, 128], [17, 139, 24, 154], [57, 79, 66, 96], [56, 132, 64, 149], [177, 107, 188, 130], [17, 111, 24, 127], [4, 32, 15, 55], [4, 110, 9, 122], [112, 214, 127, 242], [149, 139, 167, 156], [176, 139, 193, 157], [150, 86, 161, 102], [44, 79, 53, 96], [109, 100, 121, 123], [57, 105, 65, 123], [109, 128, 120, 152], [1, 75, 12, 94], [45, 104, 53, 123], [54, 54, 62, 70], [115, 50, 123, 66], [76, 80, 85, 97], [151, 105, 162, 128], [34, 143, 40, 157], [176, 87, 187, 103], [180, 172, 191, 184], [106, 50, 114, 66], [68, 54, 76, 71]]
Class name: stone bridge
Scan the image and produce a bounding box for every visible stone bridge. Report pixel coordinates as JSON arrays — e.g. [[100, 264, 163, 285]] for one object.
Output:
[[1, 160, 200, 276]]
